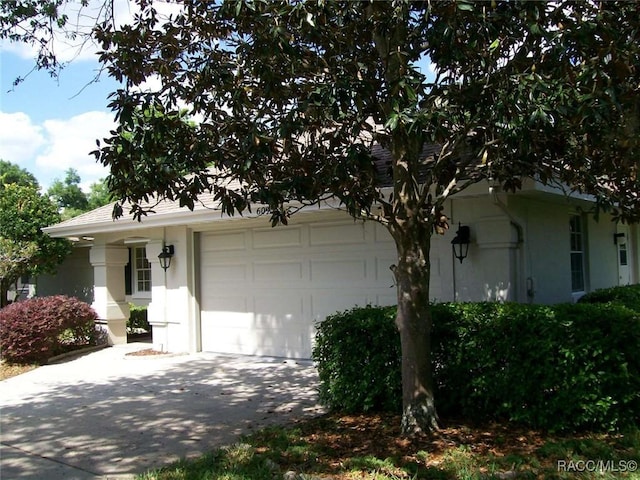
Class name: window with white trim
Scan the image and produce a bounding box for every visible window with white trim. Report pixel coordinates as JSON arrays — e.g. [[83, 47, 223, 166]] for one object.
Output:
[[133, 246, 151, 295], [569, 215, 586, 292]]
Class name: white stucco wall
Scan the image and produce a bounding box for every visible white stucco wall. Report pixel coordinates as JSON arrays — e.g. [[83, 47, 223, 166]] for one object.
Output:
[[447, 196, 521, 302], [506, 194, 621, 304]]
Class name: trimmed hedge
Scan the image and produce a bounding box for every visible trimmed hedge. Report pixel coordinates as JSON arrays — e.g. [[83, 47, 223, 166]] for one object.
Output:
[[433, 302, 640, 431], [313, 306, 401, 413], [0, 295, 101, 364], [128, 304, 150, 333], [578, 283, 640, 313], [313, 302, 640, 432]]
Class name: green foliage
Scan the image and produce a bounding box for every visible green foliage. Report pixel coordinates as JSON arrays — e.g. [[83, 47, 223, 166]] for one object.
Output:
[[47, 168, 89, 218], [433, 302, 640, 431], [314, 303, 640, 432], [87, 178, 114, 210], [81, 1, 640, 224], [0, 295, 101, 364], [0, 183, 70, 305], [128, 304, 150, 333], [46, 171, 113, 219], [0, 160, 39, 188], [578, 284, 640, 313], [313, 306, 401, 413]]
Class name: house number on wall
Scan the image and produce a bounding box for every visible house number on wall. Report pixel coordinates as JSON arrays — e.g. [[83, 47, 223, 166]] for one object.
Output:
[[256, 207, 271, 216]]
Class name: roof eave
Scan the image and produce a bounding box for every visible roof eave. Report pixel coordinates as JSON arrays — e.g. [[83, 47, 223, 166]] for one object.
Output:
[[43, 208, 230, 237]]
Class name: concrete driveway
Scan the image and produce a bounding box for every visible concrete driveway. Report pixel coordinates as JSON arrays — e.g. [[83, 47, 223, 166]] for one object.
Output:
[[0, 343, 323, 479]]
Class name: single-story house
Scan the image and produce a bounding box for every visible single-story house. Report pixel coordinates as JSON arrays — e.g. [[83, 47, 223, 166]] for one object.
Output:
[[42, 177, 639, 358]]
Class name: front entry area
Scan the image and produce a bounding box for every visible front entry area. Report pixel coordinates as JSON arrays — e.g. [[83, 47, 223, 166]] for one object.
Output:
[[198, 213, 433, 358], [616, 224, 633, 286]]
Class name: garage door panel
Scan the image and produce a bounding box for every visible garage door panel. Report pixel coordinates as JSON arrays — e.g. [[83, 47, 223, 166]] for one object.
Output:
[[375, 257, 397, 283], [253, 227, 302, 248], [200, 296, 248, 319], [253, 261, 304, 282], [376, 293, 397, 306], [253, 296, 304, 327], [200, 324, 257, 355], [255, 328, 313, 358], [310, 259, 367, 282], [202, 231, 246, 251], [310, 293, 370, 322], [374, 223, 394, 243], [201, 263, 248, 282], [201, 312, 311, 357], [310, 222, 366, 246]]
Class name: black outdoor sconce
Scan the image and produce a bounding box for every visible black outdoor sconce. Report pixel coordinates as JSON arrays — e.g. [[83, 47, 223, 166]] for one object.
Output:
[[158, 245, 175, 271], [451, 223, 471, 264], [613, 232, 625, 245]]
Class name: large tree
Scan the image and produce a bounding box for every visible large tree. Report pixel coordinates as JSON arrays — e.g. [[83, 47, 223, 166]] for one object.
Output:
[[3, 0, 639, 433], [0, 183, 71, 307]]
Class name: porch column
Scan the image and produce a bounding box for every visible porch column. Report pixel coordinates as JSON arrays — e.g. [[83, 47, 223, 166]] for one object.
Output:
[[145, 239, 169, 352], [90, 245, 130, 345]]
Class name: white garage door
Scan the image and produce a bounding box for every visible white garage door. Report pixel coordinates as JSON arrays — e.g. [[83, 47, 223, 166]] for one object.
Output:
[[199, 213, 444, 358]]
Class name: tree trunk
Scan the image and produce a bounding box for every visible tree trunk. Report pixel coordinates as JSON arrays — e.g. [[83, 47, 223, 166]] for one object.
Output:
[[0, 278, 9, 308], [392, 222, 438, 435]]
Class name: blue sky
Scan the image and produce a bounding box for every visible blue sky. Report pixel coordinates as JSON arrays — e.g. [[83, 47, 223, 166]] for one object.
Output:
[[1, 48, 118, 191], [0, 1, 436, 193]]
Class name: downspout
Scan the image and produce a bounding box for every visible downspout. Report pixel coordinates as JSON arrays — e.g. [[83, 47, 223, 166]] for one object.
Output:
[[489, 186, 531, 302], [161, 227, 168, 352], [192, 231, 202, 353], [451, 200, 457, 302]]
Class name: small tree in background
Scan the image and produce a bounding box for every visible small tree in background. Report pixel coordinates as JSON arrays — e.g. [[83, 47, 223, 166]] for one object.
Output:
[[0, 183, 71, 307], [87, 178, 114, 210], [0, 159, 39, 189], [47, 168, 89, 219], [47, 172, 114, 219]]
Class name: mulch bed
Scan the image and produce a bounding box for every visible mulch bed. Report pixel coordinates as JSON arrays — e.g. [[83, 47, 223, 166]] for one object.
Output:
[[125, 348, 169, 357]]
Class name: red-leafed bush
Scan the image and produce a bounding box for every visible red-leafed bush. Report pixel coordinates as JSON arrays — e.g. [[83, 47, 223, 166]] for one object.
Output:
[[0, 295, 101, 364]]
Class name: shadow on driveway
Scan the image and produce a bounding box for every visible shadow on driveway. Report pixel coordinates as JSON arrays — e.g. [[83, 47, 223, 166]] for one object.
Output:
[[0, 344, 323, 479]]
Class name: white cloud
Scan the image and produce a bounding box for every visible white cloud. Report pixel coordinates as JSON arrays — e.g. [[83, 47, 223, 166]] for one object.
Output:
[[35, 111, 115, 188], [0, 112, 46, 165], [1, 0, 183, 64], [0, 110, 111, 190]]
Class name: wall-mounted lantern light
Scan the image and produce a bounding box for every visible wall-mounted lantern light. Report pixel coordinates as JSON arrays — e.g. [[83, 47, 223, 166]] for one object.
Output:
[[613, 232, 625, 245], [158, 245, 175, 271], [451, 223, 471, 264]]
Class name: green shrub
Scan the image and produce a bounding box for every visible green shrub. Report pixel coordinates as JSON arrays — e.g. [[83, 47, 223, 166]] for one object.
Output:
[[433, 302, 640, 431], [0, 295, 101, 364], [578, 284, 640, 313], [128, 304, 150, 333], [313, 305, 401, 413], [313, 302, 640, 432]]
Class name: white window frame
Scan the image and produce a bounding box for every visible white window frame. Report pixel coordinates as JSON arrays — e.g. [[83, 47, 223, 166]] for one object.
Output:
[[133, 246, 152, 297], [569, 214, 587, 295]]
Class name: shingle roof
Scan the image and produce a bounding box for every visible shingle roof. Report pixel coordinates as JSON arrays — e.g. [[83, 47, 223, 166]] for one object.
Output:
[[372, 143, 442, 186], [45, 143, 443, 236], [44, 190, 222, 236]]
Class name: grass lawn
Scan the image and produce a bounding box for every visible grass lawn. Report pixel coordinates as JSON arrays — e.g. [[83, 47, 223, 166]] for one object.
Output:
[[138, 413, 640, 480]]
